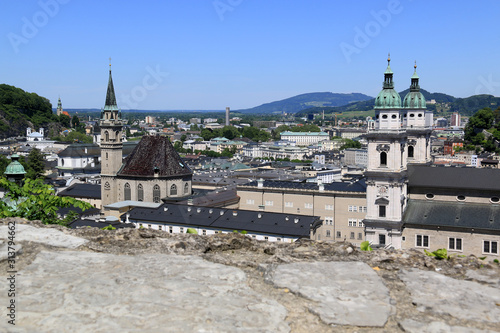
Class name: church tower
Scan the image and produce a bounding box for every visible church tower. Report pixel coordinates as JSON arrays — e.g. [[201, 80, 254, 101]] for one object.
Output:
[[364, 55, 408, 249], [56, 97, 63, 116], [100, 63, 124, 206], [402, 62, 433, 164]]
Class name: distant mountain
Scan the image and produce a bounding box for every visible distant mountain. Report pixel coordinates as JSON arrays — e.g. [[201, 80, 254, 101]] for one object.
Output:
[[296, 89, 457, 116], [236, 92, 373, 114], [449, 94, 500, 116]]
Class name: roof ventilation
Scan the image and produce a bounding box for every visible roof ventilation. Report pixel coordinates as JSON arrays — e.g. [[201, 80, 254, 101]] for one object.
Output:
[[258, 213, 262, 219], [220, 211, 224, 216], [163, 207, 168, 212], [197, 208, 201, 213], [233, 211, 238, 216], [209, 209, 213, 214], [294, 218, 299, 223], [187, 207, 192, 212]]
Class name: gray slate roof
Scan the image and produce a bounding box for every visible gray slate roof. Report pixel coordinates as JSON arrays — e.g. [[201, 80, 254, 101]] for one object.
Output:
[[128, 203, 316, 238], [403, 199, 500, 232], [58, 183, 101, 199], [408, 164, 500, 192], [240, 179, 366, 193]]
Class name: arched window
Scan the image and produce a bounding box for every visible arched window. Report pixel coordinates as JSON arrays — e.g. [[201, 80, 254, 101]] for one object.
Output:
[[184, 183, 189, 195], [380, 152, 387, 166], [408, 146, 414, 158], [124, 183, 131, 201], [170, 184, 177, 196], [104, 182, 111, 190], [105, 131, 109, 142], [137, 184, 144, 201], [153, 184, 161, 203]]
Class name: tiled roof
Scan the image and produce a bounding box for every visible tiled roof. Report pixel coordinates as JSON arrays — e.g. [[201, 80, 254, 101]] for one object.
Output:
[[128, 203, 316, 238], [118, 136, 192, 178], [403, 199, 500, 231], [239, 179, 366, 193], [57, 144, 100, 157], [408, 164, 500, 192], [58, 183, 101, 199]]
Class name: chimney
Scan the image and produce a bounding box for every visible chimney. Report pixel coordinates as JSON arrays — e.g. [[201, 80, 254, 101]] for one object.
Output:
[[257, 178, 264, 188], [225, 107, 230, 126], [318, 179, 324, 192]]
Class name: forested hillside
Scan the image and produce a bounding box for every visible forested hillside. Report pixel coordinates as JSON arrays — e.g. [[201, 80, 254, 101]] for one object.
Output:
[[0, 84, 58, 138]]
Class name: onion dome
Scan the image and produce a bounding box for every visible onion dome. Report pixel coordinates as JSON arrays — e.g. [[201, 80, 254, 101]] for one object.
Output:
[[403, 62, 426, 109], [374, 54, 402, 109]]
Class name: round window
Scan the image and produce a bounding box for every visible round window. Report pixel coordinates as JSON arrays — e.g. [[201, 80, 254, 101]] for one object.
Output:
[[491, 197, 499, 203], [382, 115, 388, 119], [457, 195, 466, 201], [410, 113, 415, 117], [425, 193, 434, 199], [418, 113, 423, 117], [392, 114, 397, 119]]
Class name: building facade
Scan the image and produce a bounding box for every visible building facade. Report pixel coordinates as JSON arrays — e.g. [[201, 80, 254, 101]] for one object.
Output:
[[280, 131, 329, 146], [363, 58, 432, 249], [99, 66, 192, 210]]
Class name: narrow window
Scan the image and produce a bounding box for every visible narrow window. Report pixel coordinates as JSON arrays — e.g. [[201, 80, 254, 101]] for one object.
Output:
[[153, 184, 161, 203], [170, 184, 177, 196], [379, 234, 386, 246], [137, 184, 144, 201], [379, 205, 386, 218], [124, 183, 131, 201], [184, 183, 189, 195], [380, 152, 387, 166], [408, 146, 414, 158], [326, 230, 331, 237]]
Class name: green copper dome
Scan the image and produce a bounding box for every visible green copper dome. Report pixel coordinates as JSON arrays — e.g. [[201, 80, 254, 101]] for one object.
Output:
[[374, 55, 402, 109], [403, 62, 426, 109], [5, 154, 26, 176]]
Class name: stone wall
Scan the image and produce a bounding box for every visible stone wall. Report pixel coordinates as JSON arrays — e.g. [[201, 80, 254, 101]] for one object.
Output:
[[1, 218, 499, 332]]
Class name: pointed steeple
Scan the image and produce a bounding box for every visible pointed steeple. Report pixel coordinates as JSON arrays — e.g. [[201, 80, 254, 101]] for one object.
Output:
[[105, 61, 118, 109]]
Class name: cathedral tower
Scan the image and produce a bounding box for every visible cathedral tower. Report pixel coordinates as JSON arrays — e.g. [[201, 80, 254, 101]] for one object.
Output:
[[364, 55, 408, 249], [100, 63, 124, 206], [56, 97, 63, 116]]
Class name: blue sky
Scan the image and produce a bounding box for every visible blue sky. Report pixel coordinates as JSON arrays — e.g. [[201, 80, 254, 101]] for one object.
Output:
[[1, 0, 499, 110]]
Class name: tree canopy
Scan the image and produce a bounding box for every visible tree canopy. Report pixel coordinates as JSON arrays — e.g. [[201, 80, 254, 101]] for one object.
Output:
[[0, 178, 92, 225]]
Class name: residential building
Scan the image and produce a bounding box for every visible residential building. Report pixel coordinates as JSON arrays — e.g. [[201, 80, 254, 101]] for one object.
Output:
[[280, 131, 329, 146], [126, 203, 318, 243], [402, 165, 500, 260], [237, 179, 367, 245]]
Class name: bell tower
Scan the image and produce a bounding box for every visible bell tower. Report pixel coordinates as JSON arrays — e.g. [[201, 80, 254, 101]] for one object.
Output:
[[364, 55, 408, 249], [100, 61, 123, 206]]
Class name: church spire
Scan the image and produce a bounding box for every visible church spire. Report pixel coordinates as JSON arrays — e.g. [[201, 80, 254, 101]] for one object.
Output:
[[105, 60, 118, 109]]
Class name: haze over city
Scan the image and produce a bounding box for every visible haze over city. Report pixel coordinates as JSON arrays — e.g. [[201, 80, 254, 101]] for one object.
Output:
[[1, 0, 499, 110]]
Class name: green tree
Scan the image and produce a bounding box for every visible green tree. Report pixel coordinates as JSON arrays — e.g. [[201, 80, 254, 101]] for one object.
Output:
[[25, 148, 45, 179], [340, 139, 362, 150], [0, 177, 92, 225], [59, 114, 71, 128]]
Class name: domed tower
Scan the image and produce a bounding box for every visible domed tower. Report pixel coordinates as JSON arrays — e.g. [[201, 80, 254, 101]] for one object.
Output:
[[4, 154, 26, 185], [402, 62, 433, 163], [364, 55, 408, 250], [374, 54, 402, 130]]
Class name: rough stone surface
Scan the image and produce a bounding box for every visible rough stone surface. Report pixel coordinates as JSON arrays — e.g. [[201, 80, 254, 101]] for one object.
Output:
[[465, 269, 500, 287], [1, 219, 500, 332], [0, 251, 288, 333], [0, 223, 87, 249], [399, 319, 496, 333], [399, 268, 500, 324], [265, 261, 392, 327]]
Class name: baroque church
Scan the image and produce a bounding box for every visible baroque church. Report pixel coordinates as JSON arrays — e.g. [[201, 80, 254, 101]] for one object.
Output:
[[363, 55, 433, 249], [99, 65, 192, 209]]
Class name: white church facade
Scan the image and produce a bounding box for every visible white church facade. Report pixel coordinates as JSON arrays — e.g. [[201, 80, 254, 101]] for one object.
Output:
[[363, 56, 433, 249]]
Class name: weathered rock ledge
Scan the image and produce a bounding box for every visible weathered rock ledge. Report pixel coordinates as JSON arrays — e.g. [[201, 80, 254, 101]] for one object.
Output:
[[1, 218, 499, 332]]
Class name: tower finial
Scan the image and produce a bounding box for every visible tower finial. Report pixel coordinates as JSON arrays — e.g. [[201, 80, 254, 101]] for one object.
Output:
[[388, 52, 391, 63], [109, 57, 111, 71], [414, 60, 417, 70]]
